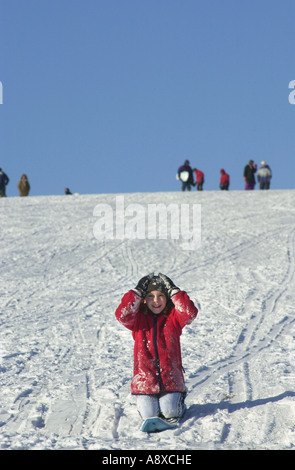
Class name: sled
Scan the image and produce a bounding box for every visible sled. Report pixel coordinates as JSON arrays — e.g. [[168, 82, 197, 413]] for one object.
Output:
[[176, 170, 189, 182], [140, 416, 179, 433]]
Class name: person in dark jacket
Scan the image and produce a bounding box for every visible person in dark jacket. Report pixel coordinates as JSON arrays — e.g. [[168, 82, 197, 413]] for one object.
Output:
[[243, 160, 257, 190], [115, 273, 198, 421], [0, 168, 9, 197], [177, 160, 194, 191], [220, 169, 230, 190]]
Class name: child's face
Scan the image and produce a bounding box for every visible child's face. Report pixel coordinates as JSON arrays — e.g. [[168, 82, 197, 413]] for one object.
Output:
[[144, 290, 167, 315]]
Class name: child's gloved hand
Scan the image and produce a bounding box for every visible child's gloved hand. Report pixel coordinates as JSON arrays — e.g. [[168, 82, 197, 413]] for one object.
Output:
[[158, 273, 180, 297], [134, 273, 154, 297]]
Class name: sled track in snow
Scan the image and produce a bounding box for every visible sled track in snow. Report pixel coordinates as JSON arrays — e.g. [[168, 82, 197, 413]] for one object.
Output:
[[189, 227, 295, 389], [183, 226, 295, 448]]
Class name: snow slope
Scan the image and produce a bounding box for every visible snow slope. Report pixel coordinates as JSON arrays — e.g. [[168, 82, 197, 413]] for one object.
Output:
[[1, 190, 295, 450]]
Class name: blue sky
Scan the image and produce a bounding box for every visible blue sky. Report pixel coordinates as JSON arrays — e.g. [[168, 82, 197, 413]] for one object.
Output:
[[1, 0, 294, 196]]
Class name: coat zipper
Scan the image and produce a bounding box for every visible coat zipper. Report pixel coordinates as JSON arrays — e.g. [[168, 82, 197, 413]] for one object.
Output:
[[153, 315, 164, 392]]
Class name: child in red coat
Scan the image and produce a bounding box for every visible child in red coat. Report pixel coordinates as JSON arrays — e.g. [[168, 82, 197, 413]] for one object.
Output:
[[192, 168, 205, 191], [220, 169, 230, 190], [115, 273, 198, 421]]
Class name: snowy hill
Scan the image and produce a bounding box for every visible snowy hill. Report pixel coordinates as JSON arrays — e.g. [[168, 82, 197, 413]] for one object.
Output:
[[1, 190, 295, 450]]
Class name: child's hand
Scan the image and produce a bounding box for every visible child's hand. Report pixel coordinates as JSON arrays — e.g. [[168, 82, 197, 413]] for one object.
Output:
[[158, 273, 179, 297], [135, 273, 154, 297]]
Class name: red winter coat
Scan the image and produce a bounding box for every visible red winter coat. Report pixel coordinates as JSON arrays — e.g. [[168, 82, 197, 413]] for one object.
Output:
[[194, 170, 204, 184], [220, 169, 230, 186], [115, 290, 198, 394]]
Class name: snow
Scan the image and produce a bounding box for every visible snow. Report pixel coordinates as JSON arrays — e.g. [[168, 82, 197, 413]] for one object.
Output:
[[1, 189, 295, 450]]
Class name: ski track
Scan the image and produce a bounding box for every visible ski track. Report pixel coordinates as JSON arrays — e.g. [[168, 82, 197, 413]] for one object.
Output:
[[1, 191, 295, 449]]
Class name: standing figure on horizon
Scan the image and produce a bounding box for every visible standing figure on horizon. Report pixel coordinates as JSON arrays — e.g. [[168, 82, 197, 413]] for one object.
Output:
[[0, 168, 9, 197], [177, 160, 194, 191], [257, 161, 272, 190], [243, 160, 257, 190], [219, 169, 230, 190], [17, 174, 30, 196], [192, 168, 205, 191]]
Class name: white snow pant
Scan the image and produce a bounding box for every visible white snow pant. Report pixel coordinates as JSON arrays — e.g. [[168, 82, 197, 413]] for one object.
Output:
[[136, 392, 186, 420]]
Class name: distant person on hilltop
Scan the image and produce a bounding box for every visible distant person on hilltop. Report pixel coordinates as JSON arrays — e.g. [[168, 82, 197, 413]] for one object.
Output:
[[243, 160, 257, 190], [220, 169, 230, 190], [0, 168, 9, 197], [17, 174, 30, 196], [65, 188, 72, 195], [177, 160, 194, 191], [257, 161, 272, 190], [192, 168, 204, 191]]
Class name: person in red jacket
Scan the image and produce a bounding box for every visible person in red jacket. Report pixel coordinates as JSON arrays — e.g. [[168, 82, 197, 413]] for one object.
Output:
[[220, 168, 230, 190], [115, 273, 199, 421], [192, 168, 205, 191]]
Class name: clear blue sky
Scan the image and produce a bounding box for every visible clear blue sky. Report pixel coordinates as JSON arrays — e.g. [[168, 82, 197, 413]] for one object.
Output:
[[1, 0, 294, 196]]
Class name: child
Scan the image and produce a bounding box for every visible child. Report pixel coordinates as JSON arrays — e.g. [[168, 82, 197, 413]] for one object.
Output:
[[192, 168, 205, 191], [220, 169, 230, 190], [115, 273, 198, 422]]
